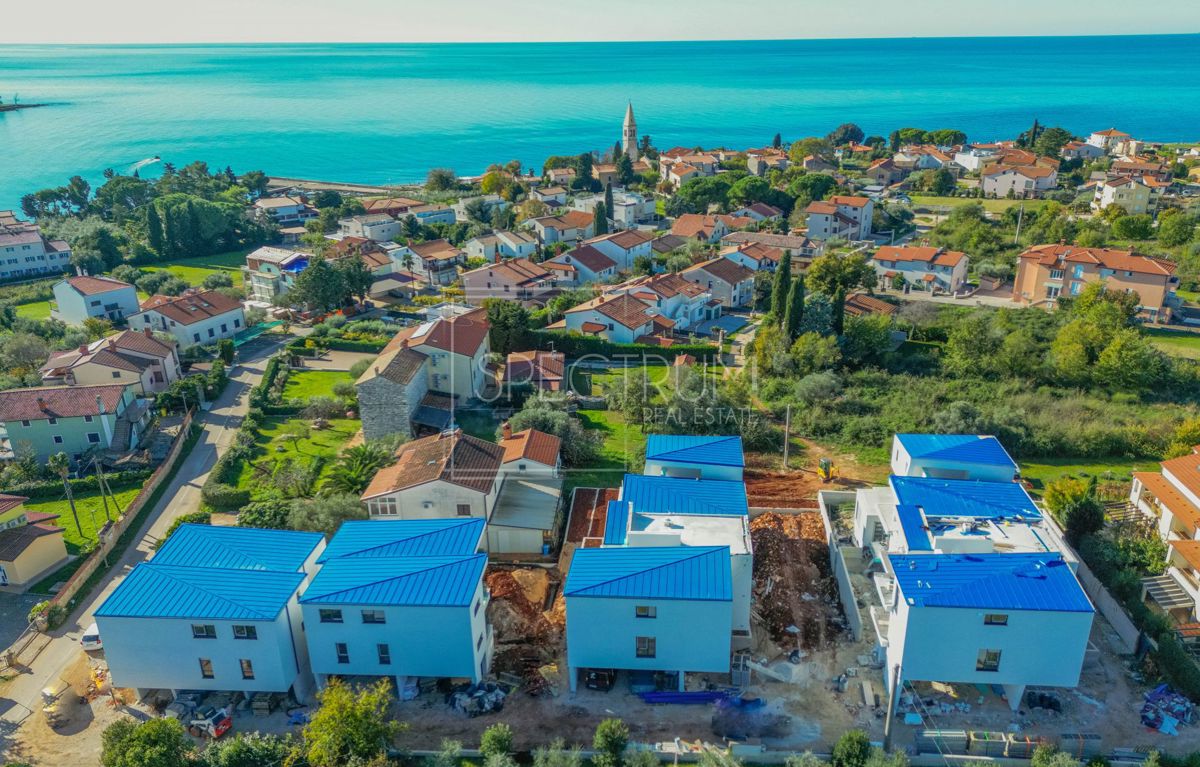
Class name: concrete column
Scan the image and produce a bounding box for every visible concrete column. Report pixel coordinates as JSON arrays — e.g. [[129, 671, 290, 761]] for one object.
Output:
[[1002, 683, 1026, 712], [677, 671, 686, 692], [568, 666, 579, 693]]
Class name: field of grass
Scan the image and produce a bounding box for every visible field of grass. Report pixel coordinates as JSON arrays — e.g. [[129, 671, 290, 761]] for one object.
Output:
[[1019, 458, 1152, 492], [282, 369, 354, 401], [14, 300, 52, 319], [589, 364, 719, 397], [234, 416, 359, 491], [569, 409, 646, 493], [22, 483, 144, 554], [142, 250, 249, 288], [910, 195, 1047, 214], [1147, 328, 1200, 360]]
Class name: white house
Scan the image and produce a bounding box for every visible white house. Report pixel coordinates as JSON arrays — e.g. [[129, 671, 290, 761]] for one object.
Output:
[[1087, 128, 1131, 153], [565, 546, 733, 692], [572, 190, 656, 228], [872, 246, 970, 293], [361, 429, 505, 521], [465, 231, 538, 262], [300, 519, 492, 688], [532, 186, 568, 206], [558, 293, 666, 345], [389, 239, 467, 286], [253, 196, 317, 226], [1091, 176, 1156, 215], [546, 245, 618, 287], [0, 210, 72, 281], [95, 525, 325, 700], [51, 275, 139, 325], [953, 145, 1000, 173], [584, 229, 654, 272], [40, 329, 181, 394], [644, 435, 744, 481], [980, 164, 1058, 198], [889, 433, 1019, 482], [388, 307, 491, 401], [608, 272, 719, 332], [680, 257, 756, 308], [730, 202, 783, 223], [1129, 450, 1200, 621], [129, 290, 246, 349], [490, 426, 563, 553], [721, 242, 783, 273], [243, 246, 309, 303], [339, 214, 401, 242], [804, 196, 874, 241], [1061, 141, 1105, 162], [405, 204, 457, 226], [527, 211, 596, 246]]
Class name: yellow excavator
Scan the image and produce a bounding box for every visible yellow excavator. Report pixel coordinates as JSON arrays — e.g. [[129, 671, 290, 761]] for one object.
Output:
[[817, 457, 839, 482]]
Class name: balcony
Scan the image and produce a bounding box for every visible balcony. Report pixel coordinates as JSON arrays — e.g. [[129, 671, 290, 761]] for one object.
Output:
[[869, 605, 891, 647]]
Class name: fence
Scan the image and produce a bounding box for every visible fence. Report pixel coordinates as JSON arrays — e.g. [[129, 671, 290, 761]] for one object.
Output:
[[49, 409, 197, 609], [1073, 559, 1140, 654]]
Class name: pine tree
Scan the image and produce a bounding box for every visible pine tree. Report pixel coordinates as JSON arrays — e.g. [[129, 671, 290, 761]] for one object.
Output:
[[593, 202, 608, 236], [770, 252, 792, 323], [186, 200, 204, 257], [612, 141, 622, 162], [783, 275, 805, 341], [145, 203, 164, 256], [831, 286, 847, 335]]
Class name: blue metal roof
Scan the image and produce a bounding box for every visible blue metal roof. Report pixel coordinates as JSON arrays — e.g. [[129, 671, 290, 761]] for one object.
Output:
[[318, 519, 484, 562], [890, 553, 1094, 612], [95, 563, 304, 620], [896, 504, 933, 551], [645, 435, 745, 468], [620, 474, 748, 517], [896, 434, 1017, 470], [151, 524, 324, 572], [299, 555, 487, 607], [890, 476, 1041, 520], [565, 546, 732, 601], [604, 501, 630, 546]]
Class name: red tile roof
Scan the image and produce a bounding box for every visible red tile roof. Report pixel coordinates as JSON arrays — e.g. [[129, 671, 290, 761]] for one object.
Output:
[[499, 428, 562, 466], [0, 522, 63, 561], [1018, 244, 1176, 277], [362, 429, 503, 498], [683, 257, 755, 286], [0, 494, 29, 515], [138, 290, 243, 326], [63, 275, 134, 296], [0, 384, 127, 422]]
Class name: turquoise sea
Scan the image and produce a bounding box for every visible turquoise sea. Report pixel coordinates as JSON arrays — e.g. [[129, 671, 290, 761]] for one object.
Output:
[[1, 35, 1198, 211]]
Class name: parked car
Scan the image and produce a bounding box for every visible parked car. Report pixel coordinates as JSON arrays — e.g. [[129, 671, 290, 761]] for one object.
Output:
[[80, 623, 102, 651]]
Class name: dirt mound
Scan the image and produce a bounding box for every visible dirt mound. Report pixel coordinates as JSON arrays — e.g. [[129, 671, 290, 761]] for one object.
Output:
[[745, 470, 824, 508], [510, 568, 549, 607], [486, 568, 561, 645], [750, 512, 841, 650]]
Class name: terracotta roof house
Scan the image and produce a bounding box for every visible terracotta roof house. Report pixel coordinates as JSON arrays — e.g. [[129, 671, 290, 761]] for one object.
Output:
[[872, 245, 970, 293], [547, 245, 618, 286], [0, 383, 149, 462], [671, 214, 754, 244], [389, 239, 467, 286], [505, 351, 566, 391], [51, 275, 139, 326], [0, 210, 73, 281], [40, 329, 181, 394], [720, 230, 821, 261], [681, 257, 756, 308], [129, 289, 246, 350], [558, 293, 664, 344], [981, 163, 1058, 198], [844, 292, 898, 318], [730, 202, 784, 222], [804, 196, 873, 241], [1012, 244, 1177, 321], [584, 229, 654, 270], [460, 257, 557, 306], [526, 210, 596, 246], [650, 234, 690, 255], [720, 241, 783, 272]]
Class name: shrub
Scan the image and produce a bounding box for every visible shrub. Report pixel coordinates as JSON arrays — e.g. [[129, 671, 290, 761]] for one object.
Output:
[[592, 719, 629, 767], [832, 730, 871, 767], [349, 359, 372, 379], [302, 397, 346, 420], [28, 600, 66, 629], [480, 723, 514, 759], [533, 330, 718, 361], [238, 499, 293, 529], [201, 482, 251, 511]]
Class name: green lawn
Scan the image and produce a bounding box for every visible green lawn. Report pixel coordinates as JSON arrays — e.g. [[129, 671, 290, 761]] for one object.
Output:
[[1176, 289, 1200, 306], [910, 195, 1047, 214], [234, 416, 360, 491], [589, 364, 719, 397], [143, 250, 249, 288], [1147, 328, 1200, 360], [282, 369, 354, 401], [567, 409, 646, 494], [1019, 458, 1152, 492], [14, 300, 52, 319], [22, 484, 144, 554]]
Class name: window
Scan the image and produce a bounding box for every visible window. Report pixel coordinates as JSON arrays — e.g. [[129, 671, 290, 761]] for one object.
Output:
[[477, 633, 484, 650], [112, 371, 121, 378], [192, 624, 217, 639], [53, 436, 63, 444], [983, 614, 1008, 626], [20, 420, 29, 427], [319, 609, 343, 624], [47, 417, 57, 425], [199, 658, 214, 678], [207, 328, 215, 338], [84, 415, 93, 423], [220, 324, 228, 333], [193, 333, 201, 343], [636, 636, 656, 658], [474, 599, 482, 616], [87, 432, 101, 443], [371, 497, 398, 517], [335, 643, 350, 664], [233, 625, 258, 640], [378, 643, 391, 665], [976, 649, 1001, 672], [635, 606, 657, 619], [518, 463, 527, 472], [457, 504, 472, 517], [361, 609, 386, 624], [240, 659, 255, 679]]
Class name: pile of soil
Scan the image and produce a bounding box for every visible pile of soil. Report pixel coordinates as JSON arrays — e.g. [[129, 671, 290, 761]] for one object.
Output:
[[486, 568, 561, 645], [745, 470, 823, 508], [750, 512, 841, 651]]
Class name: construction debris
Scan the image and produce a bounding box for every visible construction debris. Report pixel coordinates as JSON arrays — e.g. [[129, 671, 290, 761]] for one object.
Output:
[[448, 681, 508, 718], [750, 512, 841, 649], [1141, 684, 1196, 734]]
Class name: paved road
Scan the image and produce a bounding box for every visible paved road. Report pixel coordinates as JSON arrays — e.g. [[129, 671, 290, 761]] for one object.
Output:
[[0, 335, 289, 734]]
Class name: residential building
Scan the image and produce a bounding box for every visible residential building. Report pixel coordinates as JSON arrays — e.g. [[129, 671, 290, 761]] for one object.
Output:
[[572, 190, 656, 228], [557, 293, 670, 344], [889, 434, 1019, 482], [1111, 159, 1172, 183], [0, 493, 68, 589], [804, 196, 874, 241], [848, 457, 1092, 710], [532, 186, 569, 206], [0, 210, 72, 281], [1061, 141, 1105, 162], [608, 272, 717, 332], [96, 525, 325, 700], [546, 245, 618, 287], [1087, 128, 1131, 153], [644, 435, 744, 481], [129, 290, 246, 349], [300, 519, 492, 687], [355, 344, 430, 442], [720, 231, 821, 264], [453, 195, 509, 224], [253, 196, 317, 226], [867, 158, 906, 186], [364, 197, 426, 217], [460, 258, 557, 306], [720, 242, 783, 272], [1128, 450, 1200, 621], [671, 214, 753, 244], [545, 167, 576, 186], [361, 429, 504, 521], [0, 384, 148, 462], [338, 214, 400, 242], [746, 149, 789, 177], [405, 204, 457, 226], [584, 229, 654, 271], [730, 202, 783, 223], [658, 150, 719, 188], [325, 238, 394, 275], [895, 145, 954, 171], [504, 351, 565, 392], [1092, 176, 1157, 215], [952, 145, 1000, 173], [366, 308, 491, 405], [844, 292, 898, 319], [980, 164, 1058, 198], [50, 275, 139, 325], [390, 240, 467, 286], [680, 257, 755, 308], [465, 231, 538, 262], [40, 329, 181, 394], [1012, 243, 1178, 320], [527, 211, 596, 246], [801, 155, 836, 172], [243, 246, 309, 303], [872, 246, 969, 293], [650, 234, 689, 257], [489, 425, 563, 553]]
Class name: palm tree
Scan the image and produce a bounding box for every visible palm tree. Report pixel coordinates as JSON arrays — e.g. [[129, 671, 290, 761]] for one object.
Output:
[[324, 443, 393, 495], [48, 452, 83, 537]]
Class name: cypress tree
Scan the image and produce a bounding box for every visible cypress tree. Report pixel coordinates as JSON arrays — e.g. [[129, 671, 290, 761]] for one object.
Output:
[[161, 204, 178, 258], [593, 202, 608, 236], [186, 200, 204, 257], [604, 184, 615, 218], [772, 133, 782, 149], [831, 286, 847, 336], [145, 203, 164, 256], [770, 252, 792, 323], [783, 275, 805, 341]]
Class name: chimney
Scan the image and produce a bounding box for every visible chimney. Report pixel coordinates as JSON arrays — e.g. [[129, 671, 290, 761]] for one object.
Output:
[[143, 328, 153, 338], [501, 421, 512, 440], [108, 339, 117, 350], [36, 397, 48, 412], [96, 395, 106, 415], [78, 344, 89, 354]]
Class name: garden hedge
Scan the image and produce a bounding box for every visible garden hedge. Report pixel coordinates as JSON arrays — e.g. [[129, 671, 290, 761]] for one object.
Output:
[[532, 330, 718, 361]]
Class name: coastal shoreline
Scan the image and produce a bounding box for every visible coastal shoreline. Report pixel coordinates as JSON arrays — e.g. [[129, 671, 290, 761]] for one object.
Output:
[[0, 103, 48, 113]]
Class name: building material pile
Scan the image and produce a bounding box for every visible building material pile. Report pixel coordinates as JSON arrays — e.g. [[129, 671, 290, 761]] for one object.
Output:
[[486, 566, 563, 695], [1140, 684, 1196, 734], [749, 512, 840, 649], [711, 696, 791, 739], [448, 681, 507, 717]]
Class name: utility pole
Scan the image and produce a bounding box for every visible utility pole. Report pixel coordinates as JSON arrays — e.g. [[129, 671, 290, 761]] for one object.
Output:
[[782, 404, 791, 469], [1014, 203, 1025, 245], [94, 459, 112, 522], [883, 663, 903, 752]]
